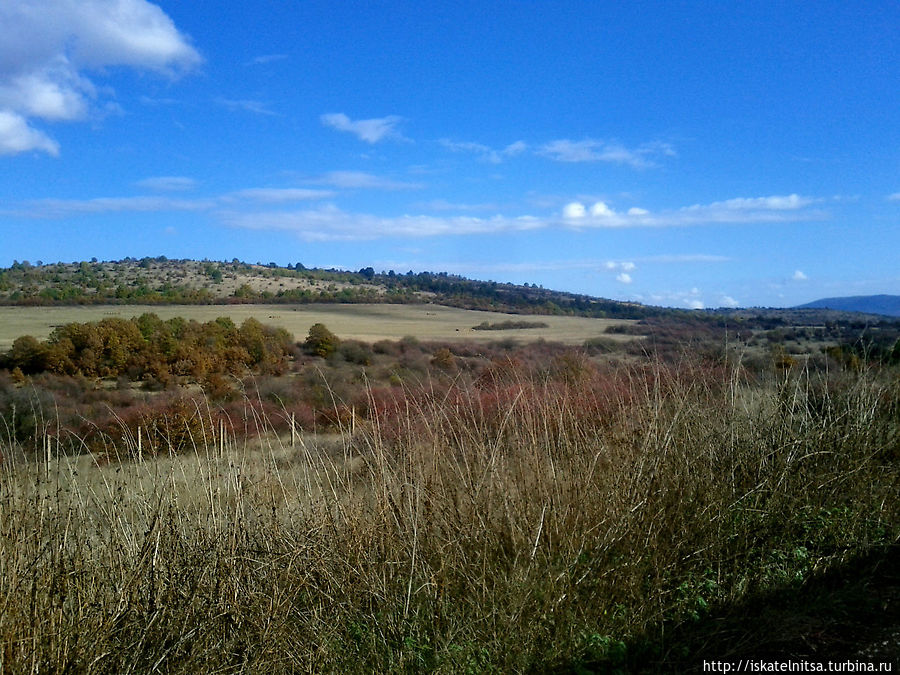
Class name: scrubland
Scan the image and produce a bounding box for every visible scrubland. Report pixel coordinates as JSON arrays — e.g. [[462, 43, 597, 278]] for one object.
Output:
[[1, 324, 898, 672]]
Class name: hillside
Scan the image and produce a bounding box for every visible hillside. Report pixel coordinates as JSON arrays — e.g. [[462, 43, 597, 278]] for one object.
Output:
[[795, 294, 900, 317], [0, 257, 669, 319]]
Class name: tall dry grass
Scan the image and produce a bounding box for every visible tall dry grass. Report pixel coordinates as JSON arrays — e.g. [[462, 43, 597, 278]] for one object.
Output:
[[0, 359, 897, 672]]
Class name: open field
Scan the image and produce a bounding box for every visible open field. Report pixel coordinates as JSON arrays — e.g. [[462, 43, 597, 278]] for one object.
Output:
[[1, 360, 897, 671], [0, 303, 635, 350]]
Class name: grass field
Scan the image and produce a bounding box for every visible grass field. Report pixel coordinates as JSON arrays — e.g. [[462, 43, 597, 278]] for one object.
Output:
[[0, 303, 635, 351], [1, 359, 897, 671]]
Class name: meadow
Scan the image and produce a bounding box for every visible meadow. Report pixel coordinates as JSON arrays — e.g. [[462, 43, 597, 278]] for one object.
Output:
[[0, 303, 634, 352], [0, 318, 898, 671]]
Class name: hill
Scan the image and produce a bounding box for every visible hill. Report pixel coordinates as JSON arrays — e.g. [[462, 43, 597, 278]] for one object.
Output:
[[0, 257, 672, 320], [795, 294, 900, 317]]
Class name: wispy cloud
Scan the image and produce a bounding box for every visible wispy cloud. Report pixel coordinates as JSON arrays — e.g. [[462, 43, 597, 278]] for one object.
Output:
[[226, 188, 336, 203], [638, 254, 730, 263], [888, 193, 900, 201], [414, 199, 502, 212], [792, 270, 808, 281], [320, 112, 405, 143], [135, 176, 198, 192], [10, 186, 332, 216], [20, 196, 215, 218], [215, 98, 277, 116], [561, 194, 822, 228], [440, 138, 528, 164], [221, 205, 543, 241], [0, 0, 200, 155], [310, 171, 424, 190], [538, 139, 675, 168], [9, 183, 824, 244], [245, 54, 288, 66], [218, 192, 824, 242]]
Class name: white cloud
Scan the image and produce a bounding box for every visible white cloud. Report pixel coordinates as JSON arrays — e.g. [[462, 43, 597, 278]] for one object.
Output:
[[792, 270, 808, 281], [503, 140, 528, 157], [703, 194, 815, 211], [415, 199, 500, 212], [563, 202, 587, 219], [227, 188, 336, 203], [0, 109, 59, 155], [221, 205, 543, 241], [888, 193, 900, 201], [310, 171, 424, 190], [719, 295, 740, 308], [0, 0, 200, 155], [217, 191, 823, 243], [320, 112, 405, 143], [246, 54, 288, 66], [538, 139, 673, 168], [8, 185, 335, 217], [135, 176, 197, 192], [561, 194, 822, 228], [605, 261, 637, 284], [215, 98, 277, 116], [645, 289, 709, 310], [640, 254, 730, 263], [440, 138, 528, 163], [22, 196, 214, 217], [590, 201, 614, 217]]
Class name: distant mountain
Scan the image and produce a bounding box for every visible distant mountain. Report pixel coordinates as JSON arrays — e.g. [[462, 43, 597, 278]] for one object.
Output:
[[795, 295, 900, 317]]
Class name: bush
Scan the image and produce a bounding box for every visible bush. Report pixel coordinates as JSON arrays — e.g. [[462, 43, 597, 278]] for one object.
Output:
[[304, 323, 340, 358], [338, 340, 373, 365]]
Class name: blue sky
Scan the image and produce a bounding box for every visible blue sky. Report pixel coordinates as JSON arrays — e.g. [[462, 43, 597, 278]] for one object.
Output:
[[1, 1, 898, 309]]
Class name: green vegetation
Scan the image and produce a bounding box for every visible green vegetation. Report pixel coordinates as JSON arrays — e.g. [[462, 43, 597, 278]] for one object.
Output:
[[1, 314, 295, 384], [304, 322, 340, 358], [0, 258, 667, 318], [0, 314, 898, 670], [1, 261, 900, 669], [0, 356, 897, 671]]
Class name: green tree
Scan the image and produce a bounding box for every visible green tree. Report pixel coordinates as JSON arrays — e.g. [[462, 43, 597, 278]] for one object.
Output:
[[304, 323, 339, 358], [6, 335, 47, 374]]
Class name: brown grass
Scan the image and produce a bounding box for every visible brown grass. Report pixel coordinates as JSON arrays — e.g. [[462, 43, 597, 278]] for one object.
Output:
[[0, 359, 897, 672], [0, 304, 636, 352]]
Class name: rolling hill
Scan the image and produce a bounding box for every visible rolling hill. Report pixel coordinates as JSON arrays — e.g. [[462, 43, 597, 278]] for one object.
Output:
[[0, 257, 671, 320]]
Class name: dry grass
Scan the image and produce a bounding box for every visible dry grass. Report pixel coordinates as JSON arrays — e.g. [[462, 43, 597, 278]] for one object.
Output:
[[0, 360, 897, 672], [0, 304, 636, 352]]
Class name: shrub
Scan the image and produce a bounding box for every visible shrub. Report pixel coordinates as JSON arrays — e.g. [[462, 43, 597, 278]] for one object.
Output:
[[304, 323, 340, 358], [338, 340, 373, 365]]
